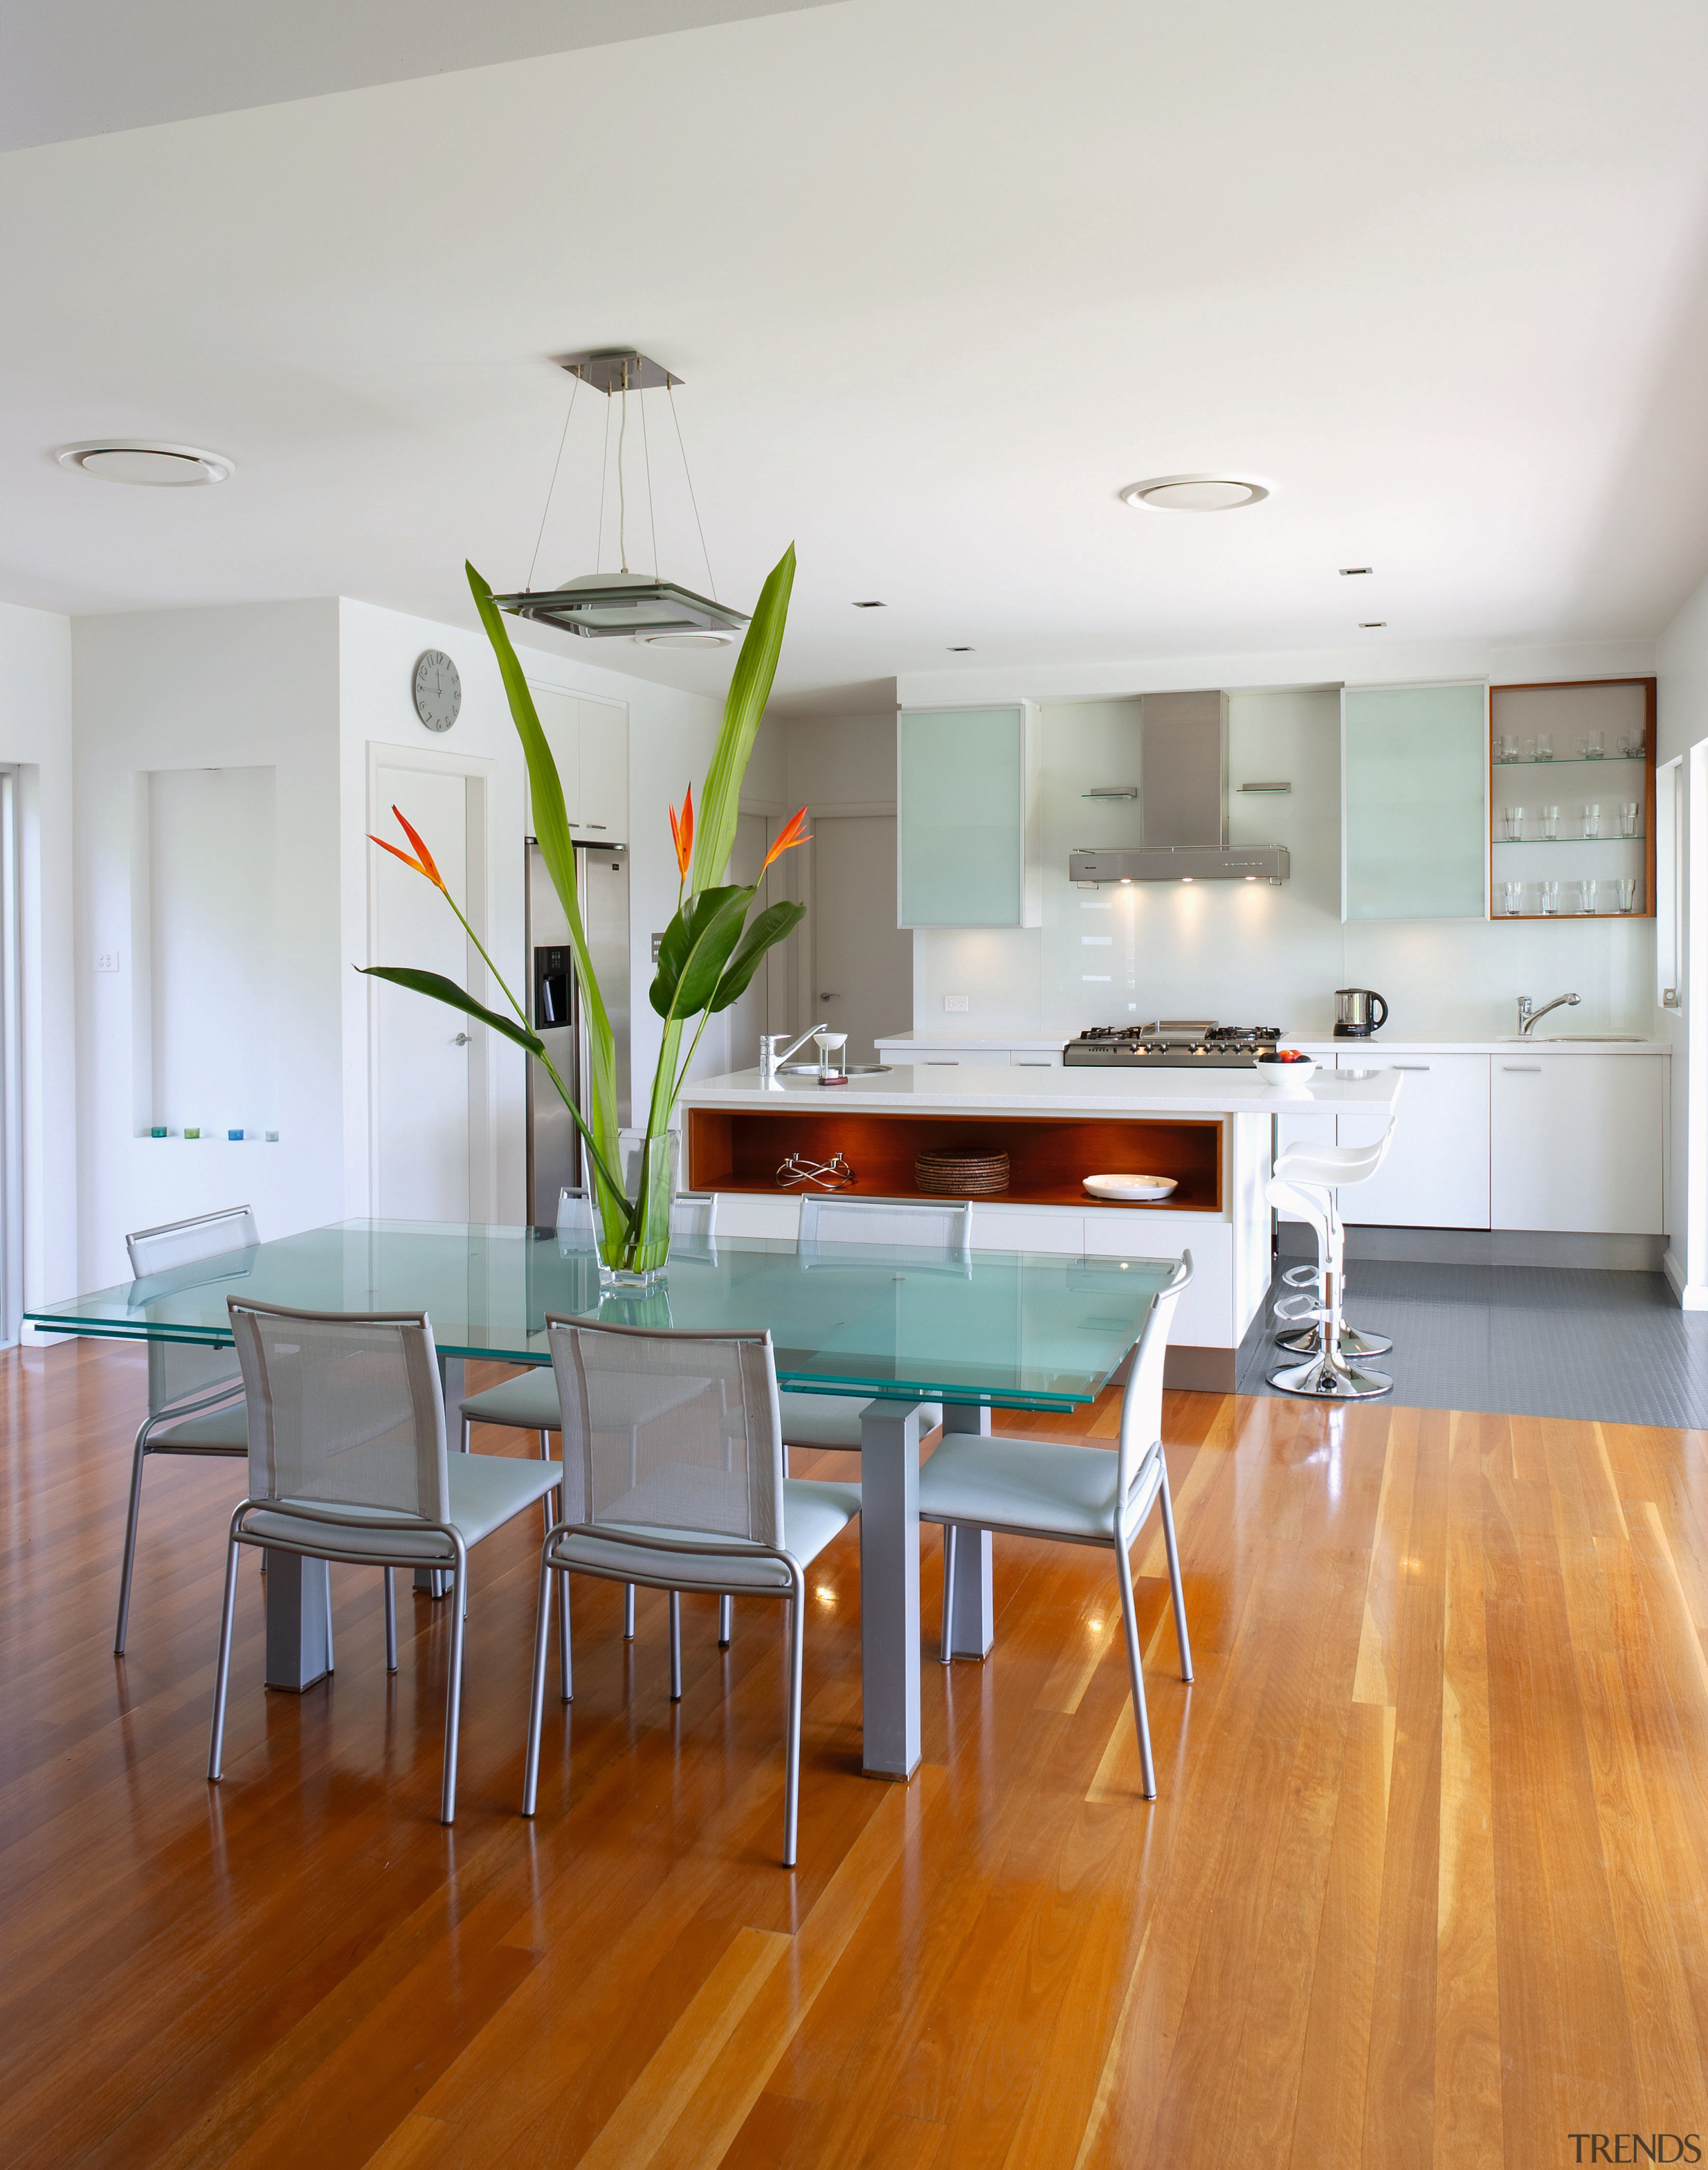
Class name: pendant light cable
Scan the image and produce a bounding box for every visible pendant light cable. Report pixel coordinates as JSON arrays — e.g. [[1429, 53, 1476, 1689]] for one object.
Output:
[[667, 380, 717, 601], [640, 385, 659, 576], [595, 384, 613, 573], [617, 363, 629, 573], [525, 370, 579, 593]]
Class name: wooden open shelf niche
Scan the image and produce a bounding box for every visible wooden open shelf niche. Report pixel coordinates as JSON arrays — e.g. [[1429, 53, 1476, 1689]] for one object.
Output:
[[687, 1109, 1224, 1213]]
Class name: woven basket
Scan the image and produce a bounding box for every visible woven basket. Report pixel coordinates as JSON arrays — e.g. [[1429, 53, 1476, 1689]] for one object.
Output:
[[915, 1149, 1010, 1196]]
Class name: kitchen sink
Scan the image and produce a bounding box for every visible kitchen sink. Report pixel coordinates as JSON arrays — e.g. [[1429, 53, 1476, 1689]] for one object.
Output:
[[778, 1062, 892, 1075]]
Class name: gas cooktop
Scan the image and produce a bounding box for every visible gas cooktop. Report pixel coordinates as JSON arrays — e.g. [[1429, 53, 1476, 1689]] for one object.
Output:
[[1063, 1020, 1285, 1067]]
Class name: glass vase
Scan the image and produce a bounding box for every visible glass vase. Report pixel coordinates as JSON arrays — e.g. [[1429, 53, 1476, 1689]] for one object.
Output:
[[594, 1130, 676, 1290]]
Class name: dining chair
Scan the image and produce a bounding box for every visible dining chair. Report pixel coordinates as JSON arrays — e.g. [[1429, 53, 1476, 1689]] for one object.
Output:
[[919, 1251, 1194, 1800], [458, 1192, 719, 1638], [522, 1315, 861, 1866], [209, 1299, 564, 1824], [777, 1195, 967, 1463], [115, 1204, 260, 1655]]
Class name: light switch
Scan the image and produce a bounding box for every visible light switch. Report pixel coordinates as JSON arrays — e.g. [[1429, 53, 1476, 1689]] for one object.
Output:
[[943, 994, 969, 1013], [95, 951, 119, 973]]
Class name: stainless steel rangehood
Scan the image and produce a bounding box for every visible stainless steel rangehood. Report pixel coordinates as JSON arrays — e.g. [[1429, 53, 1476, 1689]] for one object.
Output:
[[1068, 690, 1290, 885]]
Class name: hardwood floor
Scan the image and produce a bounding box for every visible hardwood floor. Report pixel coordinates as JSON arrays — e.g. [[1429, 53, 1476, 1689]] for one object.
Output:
[[4, 1340, 1708, 2166]]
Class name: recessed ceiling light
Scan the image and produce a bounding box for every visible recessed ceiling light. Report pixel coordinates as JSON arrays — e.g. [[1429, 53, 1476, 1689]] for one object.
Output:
[[636, 629, 735, 648], [1120, 473, 1270, 512], [947, 645, 973, 653], [56, 440, 235, 486], [1358, 621, 1387, 629], [1339, 565, 1374, 576], [852, 599, 886, 609]]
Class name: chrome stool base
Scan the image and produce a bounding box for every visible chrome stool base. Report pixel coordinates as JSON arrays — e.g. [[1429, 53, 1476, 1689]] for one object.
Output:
[[1268, 1350, 1393, 1400], [1274, 1321, 1394, 1360]]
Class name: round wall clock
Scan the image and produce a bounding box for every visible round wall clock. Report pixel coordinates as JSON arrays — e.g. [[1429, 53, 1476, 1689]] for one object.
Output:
[[412, 650, 461, 733]]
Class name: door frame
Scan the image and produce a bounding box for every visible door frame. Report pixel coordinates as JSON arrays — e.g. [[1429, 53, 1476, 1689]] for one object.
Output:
[[365, 741, 498, 1222], [0, 768, 20, 1344]]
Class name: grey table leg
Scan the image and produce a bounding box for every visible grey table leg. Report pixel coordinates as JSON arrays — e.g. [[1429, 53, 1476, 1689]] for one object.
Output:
[[264, 1550, 332, 1692], [941, 1403, 995, 1660], [418, 1354, 468, 1597], [858, 1399, 927, 1780]]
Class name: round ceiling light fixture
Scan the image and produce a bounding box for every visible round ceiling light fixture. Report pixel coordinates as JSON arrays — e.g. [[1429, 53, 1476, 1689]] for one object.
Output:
[[1120, 472, 1270, 512], [636, 628, 736, 648], [55, 440, 236, 486]]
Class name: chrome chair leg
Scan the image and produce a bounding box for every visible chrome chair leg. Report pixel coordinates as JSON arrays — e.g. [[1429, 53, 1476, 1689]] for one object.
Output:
[[668, 1591, 683, 1701], [1112, 1533, 1157, 1801], [441, 1554, 468, 1826], [460, 1415, 471, 1452], [325, 1569, 336, 1672], [623, 1583, 636, 1640], [939, 1525, 958, 1666], [522, 1552, 557, 1816], [1157, 1461, 1193, 1683], [114, 1417, 153, 1655], [718, 1595, 733, 1648], [206, 1532, 243, 1782], [383, 1567, 398, 1673], [782, 1581, 805, 1869]]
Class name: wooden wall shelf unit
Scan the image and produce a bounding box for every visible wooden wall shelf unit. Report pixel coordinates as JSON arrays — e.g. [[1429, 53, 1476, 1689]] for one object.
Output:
[[1488, 677, 1657, 920], [686, 1108, 1224, 1213]]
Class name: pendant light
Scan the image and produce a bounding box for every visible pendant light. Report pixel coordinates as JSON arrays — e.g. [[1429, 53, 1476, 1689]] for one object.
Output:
[[492, 350, 748, 646]]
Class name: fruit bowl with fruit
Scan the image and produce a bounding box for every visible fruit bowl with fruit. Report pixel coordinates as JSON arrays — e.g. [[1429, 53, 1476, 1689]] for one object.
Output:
[[1254, 1049, 1317, 1086]]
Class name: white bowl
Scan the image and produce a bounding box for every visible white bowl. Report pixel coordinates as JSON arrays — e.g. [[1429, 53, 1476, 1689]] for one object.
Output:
[[1254, 1057, 1317, 1086], [1083, 1172, 1178, 1202]]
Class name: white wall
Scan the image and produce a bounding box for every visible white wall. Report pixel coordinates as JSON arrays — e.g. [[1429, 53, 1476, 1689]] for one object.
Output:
[[73, 602, 344, 1285], [913, 689, 1657, 1043], [0, 602, 75, 1335]]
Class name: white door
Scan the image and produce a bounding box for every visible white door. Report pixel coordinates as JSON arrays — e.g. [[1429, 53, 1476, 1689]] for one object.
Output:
[[371, 762, 478, 1220], [1336, 1054, 1491, 1228], [1490, 1055, 1665, 1234], [725, 811, 784, 1071], [811, 814, 913, 1064]]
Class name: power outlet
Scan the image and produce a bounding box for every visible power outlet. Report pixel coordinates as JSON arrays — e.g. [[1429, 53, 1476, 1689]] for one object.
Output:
[[651, 932, 665, 964], [943, 994, 969, 1013], [94, 951, 119, 974]]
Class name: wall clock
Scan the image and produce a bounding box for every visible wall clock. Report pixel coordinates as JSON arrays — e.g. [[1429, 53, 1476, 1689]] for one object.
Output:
[[412, 650, 461, 733]]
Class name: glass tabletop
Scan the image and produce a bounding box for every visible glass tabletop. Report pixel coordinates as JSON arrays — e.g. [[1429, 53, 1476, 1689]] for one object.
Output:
[[27, 1218, 1181, 1414]]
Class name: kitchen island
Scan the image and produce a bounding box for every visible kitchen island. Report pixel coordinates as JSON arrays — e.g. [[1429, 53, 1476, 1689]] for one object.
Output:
[[681, 1062, 1403, 1389]]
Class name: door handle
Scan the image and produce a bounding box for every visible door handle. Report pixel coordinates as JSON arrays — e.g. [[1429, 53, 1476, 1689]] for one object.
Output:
[[454, 1032, 471, 1046], [819, 992, 840, 1000]]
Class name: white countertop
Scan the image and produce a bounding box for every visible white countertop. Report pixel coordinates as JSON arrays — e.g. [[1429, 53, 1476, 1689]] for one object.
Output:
[[683, 1064, 1404, 1116], [875, 1030, 1669, 1056]]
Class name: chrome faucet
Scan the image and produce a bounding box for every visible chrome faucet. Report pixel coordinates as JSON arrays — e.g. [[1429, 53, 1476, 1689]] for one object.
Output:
[[1516, 991, 1580, 1035], [759, 1021, 831, 1086]]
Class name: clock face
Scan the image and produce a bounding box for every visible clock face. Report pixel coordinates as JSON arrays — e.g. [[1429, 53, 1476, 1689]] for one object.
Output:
[[412, 650, 461, 733]]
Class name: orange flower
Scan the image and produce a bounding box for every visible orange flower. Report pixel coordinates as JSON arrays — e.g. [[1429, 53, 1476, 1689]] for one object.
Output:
[[761, 805, 812, 873], [669, 785, 694, 884], [369, 805, 447, 893]]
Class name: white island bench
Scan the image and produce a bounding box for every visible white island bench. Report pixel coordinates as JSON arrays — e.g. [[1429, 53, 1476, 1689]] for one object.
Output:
[[679, 1062, 1403, 1389]]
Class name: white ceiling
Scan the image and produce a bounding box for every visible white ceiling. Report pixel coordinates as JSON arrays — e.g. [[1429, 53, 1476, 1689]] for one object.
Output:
[[5, 0, 1708, 709]]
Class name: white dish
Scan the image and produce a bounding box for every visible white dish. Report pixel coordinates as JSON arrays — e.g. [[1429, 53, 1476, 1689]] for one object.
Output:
[[1254, 1058, 1316, 1086], [1083, 1172, 1178, 1202]]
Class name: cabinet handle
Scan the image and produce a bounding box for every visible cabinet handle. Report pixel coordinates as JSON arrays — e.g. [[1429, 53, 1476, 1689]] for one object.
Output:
[[927, 1060, 958, 1066], [1015, 1061, 1051, 1067], [1391, 1064, 1430, 1072], [1502, 1065, 1541, 1073]]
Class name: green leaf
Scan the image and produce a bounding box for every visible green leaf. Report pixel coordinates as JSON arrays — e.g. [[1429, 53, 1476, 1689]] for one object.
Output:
[[707, 898, 807, 1013], [649, 885, 752, 1020], [356, 967, 544, 1056], [689, 544, 795, 891]]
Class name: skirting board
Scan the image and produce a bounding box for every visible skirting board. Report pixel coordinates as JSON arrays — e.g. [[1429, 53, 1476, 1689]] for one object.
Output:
[[1275, 1222, 1667, 1271], [1164, 1345, 1235, 1393]]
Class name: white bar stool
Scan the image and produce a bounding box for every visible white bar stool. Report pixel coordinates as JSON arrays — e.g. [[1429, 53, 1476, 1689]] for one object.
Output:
[[1265, 1124, 1395, 1400]]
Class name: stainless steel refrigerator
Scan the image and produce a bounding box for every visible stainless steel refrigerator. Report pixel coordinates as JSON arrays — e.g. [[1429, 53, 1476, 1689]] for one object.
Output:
[[525, 837, 630, 1224]]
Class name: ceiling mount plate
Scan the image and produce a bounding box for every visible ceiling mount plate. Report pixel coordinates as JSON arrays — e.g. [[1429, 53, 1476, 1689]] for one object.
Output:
[[554, 349, 682, 394]]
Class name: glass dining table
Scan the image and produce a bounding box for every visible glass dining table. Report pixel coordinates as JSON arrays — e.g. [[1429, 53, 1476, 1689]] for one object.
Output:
[[28, 1218, 1178, 1781]]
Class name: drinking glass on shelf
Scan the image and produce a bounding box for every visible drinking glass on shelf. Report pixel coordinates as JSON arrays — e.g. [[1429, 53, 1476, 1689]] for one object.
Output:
[[1520, 735, 1537, 760], [1619, 801, 1639, 837], [1498, 881, 1523, 916], [1503, 805, 1525, 841], [1619, 877, 1639, 913], [1581, 731, 1605, 759], [1540, 881, 1559, 915], [1537, 732, 1554, 761], [1541, 804, 1559, 839], [1496, 733, 1519, 763], [1574, 882, 1595, 914], [1582, 803, 1601, 837]]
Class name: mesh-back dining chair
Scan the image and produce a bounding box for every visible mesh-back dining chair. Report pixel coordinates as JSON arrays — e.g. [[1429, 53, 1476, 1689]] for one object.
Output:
[[778, 1196, 968, 1462], [209, 1299, 564, 1824], [919, 1252, 1194, 1800], [522, 1317, 861, 1867], [460, 1193, 720, 1639], [115, 1204, 260, 1654]]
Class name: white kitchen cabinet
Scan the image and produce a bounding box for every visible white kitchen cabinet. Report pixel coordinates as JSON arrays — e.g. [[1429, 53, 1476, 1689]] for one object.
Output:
[[524, 684, 630, 841], [1336, 1054, 1490, 1228], [1490, 1056, 1665, 1234], [897, 705, 1041, 928], [1007, 1048, 1063, 1068]]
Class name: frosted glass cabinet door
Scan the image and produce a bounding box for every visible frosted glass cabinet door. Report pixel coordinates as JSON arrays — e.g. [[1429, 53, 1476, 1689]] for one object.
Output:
[[1342, 683, 1487, 920], [897, 707, 1038, 927]]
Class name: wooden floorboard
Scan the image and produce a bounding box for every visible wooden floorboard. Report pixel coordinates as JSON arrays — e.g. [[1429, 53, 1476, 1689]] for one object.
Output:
[[3, 1339, 1708, 2165]]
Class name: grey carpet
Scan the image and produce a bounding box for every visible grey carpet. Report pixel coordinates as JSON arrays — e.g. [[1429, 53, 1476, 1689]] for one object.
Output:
[[1235, 1259, 1708, 1428]]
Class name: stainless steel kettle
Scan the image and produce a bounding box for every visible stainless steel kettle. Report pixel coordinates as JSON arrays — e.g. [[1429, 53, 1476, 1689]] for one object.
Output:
[[1334, 987, 1388, 1038]]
